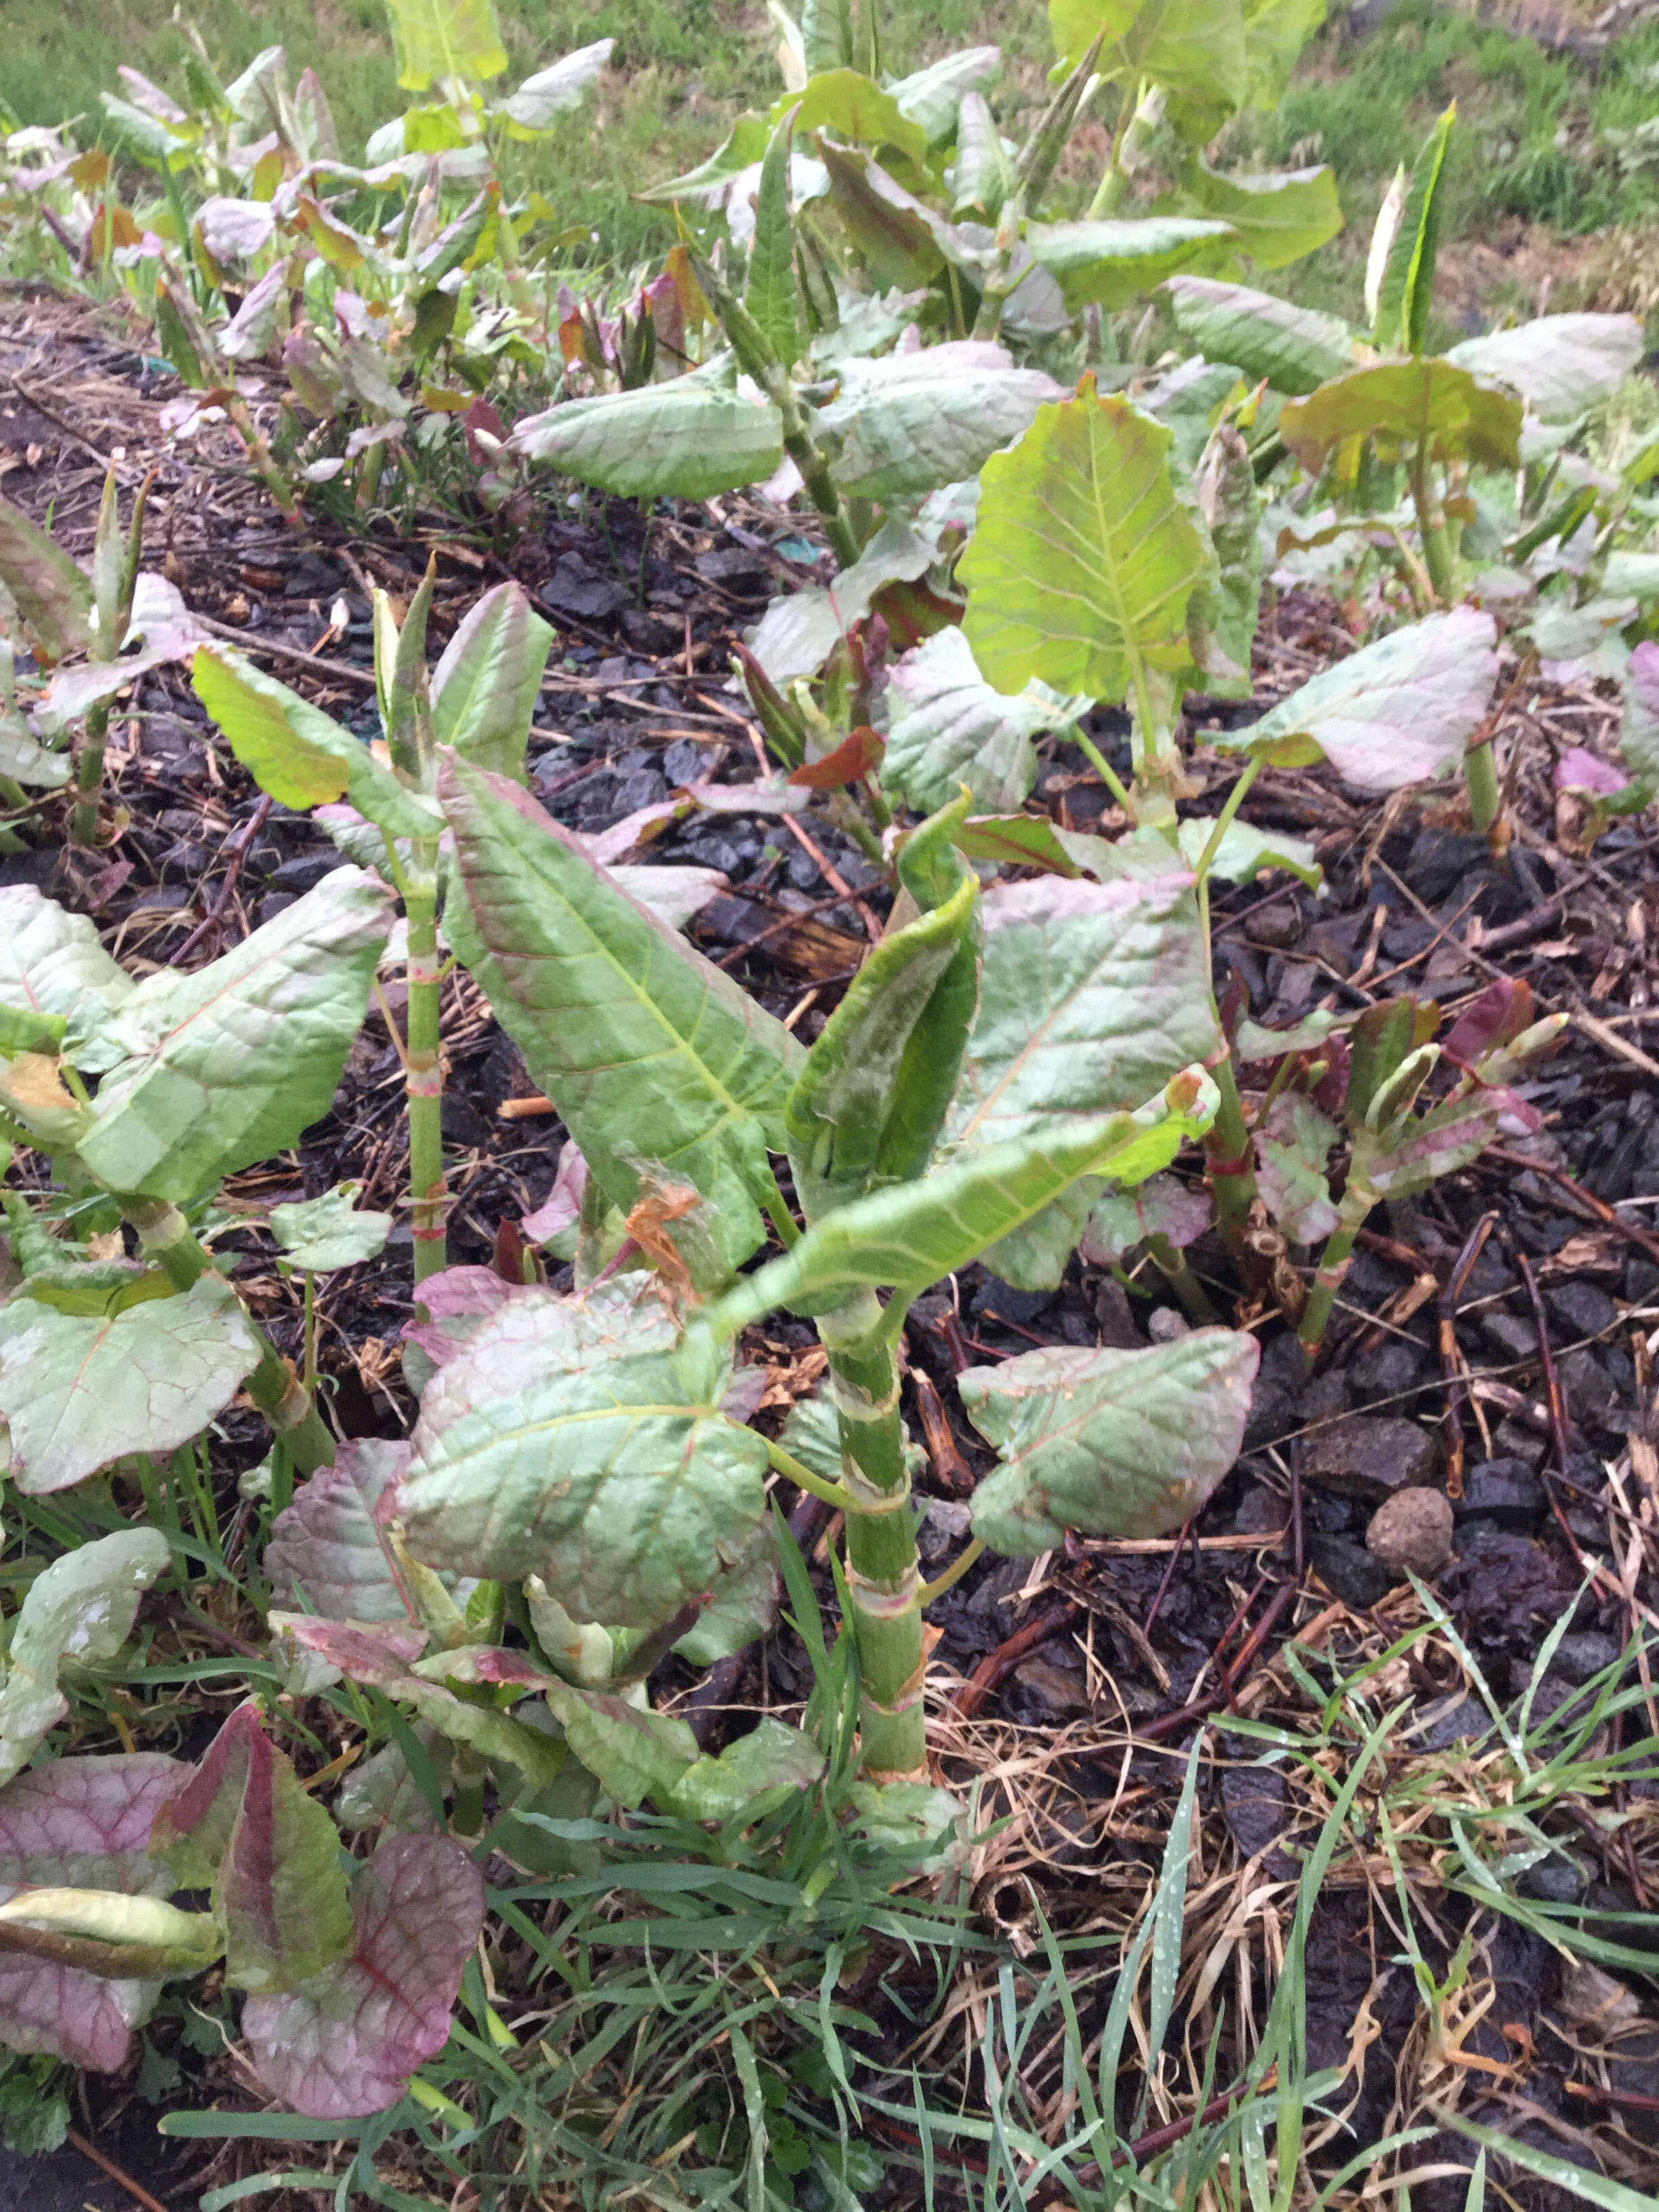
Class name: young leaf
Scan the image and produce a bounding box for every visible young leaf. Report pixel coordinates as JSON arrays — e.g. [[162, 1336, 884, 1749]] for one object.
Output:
[[265, 1441, 419, 1626], [149, 1701, 353, 1994], [1173, 817, 1317, 886], [1446, 312, 1644, 424], [801, 0, 853, 72], [386, 0, 508, 88], [1372, 101, 1454, 356], [1180, 163, 1343, 271], [813, 344, 1064, 497], [510, 367, 785, 502], [429, 581, 554, 782], [0, 1532, 171, 1786], [663, 1717, 825, 1823], [1183, 422, 1261, 701], [1254, 1094, 1340, 1242], [963, 1328, 1259, 1553], [673, 1520, 782, 1666], [708, 1076, 1216, 1331], [541, 1679, 698, 1811], [0, 1278, 259, 1498], [241, 1834, 484, 2117], [0, 887, 136, 1073], [888, 46, 1001, 144], [1616, 639, 1659, 800], [1215, 606, 1498, 792], [960, 380, 1210, 701], [1023, 217, 1237, 311], [818, 142, 947, 289], [441, 758, 801, 1272], [0, 1754, 186, 2070], [746, 109, 803, 370], [744, 515, 936, 688], [1079, 1172, 1211, 1265], [497, 38, 615, 133], [76, 868, 394, 1201], [1162, 274, 1355, 396], [1241, 0, 1327, 110], [1050, 0, 1248, 117], [0, 495, 93, 665], [1278, 361, 1523, 474], [271, 1185, 393, 1273], [1364, 1096, 1503, 1200]]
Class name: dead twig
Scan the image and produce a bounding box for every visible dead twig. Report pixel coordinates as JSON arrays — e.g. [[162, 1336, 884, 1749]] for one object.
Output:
[[1439, 1211, 1498, 1502]]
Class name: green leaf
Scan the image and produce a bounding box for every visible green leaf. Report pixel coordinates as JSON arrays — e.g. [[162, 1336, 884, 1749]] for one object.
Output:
[[639, 115, 772, 205], [541, 1679, 697, 1811], [1254, 1094, 1339, 1242], [706, 1075, 1216, 1331], [801, 0, 853, 73], [0, 1889, 220, 1980], [1216, 606, 1498, 792], [781, 68, 930, 169], [398, 1311, 769, 1629], [815, 343, 1063, 499], [77, 869, 394, 1202], [0, 887, 136, 1074], [192, 648, 438, 842], [663, 1717, 825, 1822], [1372, 101, 1454, 356], [963, 1328, 1259, 1554], [1050, 0, 1249, 115], [882, 627, 1086, 815], [1440, 2116, 1659, 2212], [441, 756, 801, 1271], [509, 365, 785, 503], [785, 796, 979, 1221], [1024, 218, 1237, 312], [1180, 163, 1343, 271], [951, 91, 1015, 219], [954, 814, 1084, 877], [429, 581, 553, 782], [1278, 360, 1523, 472], [1175, 816, 1319, 886], [1364, 1095, 1500, 1200], [0, 1276, 259, 1497], [960, 383, 1211, 702], [266, 1440, 419, 1626], [497, 37, 613, 134], [1162, 274, 1355, 396], [271, 1184, 393, 1273], [1182, 421, 1260, 699], [746, 109, 803, 371], [745, 514, 937, 687], [386, 0, 508, 89], [1079, 1171, 1210, 1264], [817, 143, 945, 289], [0, 712, 71, 792], [1241, 0, 1326, 108], [1446, 312, 1644, 424], [888, 46, 1000, 145], [0, 495, 92, 665], [0, 1530, 171, 1786], [673, 1520, 781, 1664]]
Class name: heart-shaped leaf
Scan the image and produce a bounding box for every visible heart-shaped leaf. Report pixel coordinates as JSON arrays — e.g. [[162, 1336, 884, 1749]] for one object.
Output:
[[883, 628, 1087, 813], [1181, 162, 1343, 270], [386, 0, 508, 88], [815, 342, 1064, 499], [1446, 312, 1643, 424], [1024, 217, 1237, 310], [0, 888, 136, 1074], [271, 1185, 394, 1273], [1279, 361, 1523, 473], [663, 1718, 826, 1824], [265, 1441, 416, 1625], [0, 1533, 171, 1786], [510, 367, 785, 502], [1050, 0, 1248, 112]]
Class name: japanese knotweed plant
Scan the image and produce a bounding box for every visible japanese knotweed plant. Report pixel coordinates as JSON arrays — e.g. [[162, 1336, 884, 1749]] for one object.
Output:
[[192, 569, 554, 1283]]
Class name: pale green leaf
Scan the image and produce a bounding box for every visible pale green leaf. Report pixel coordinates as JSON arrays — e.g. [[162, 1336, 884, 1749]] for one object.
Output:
[[888, 47, 1000, 145], [1078, 1172, 1211, 1265], [509, 365, 784, 502], [0, 1277, 258, 1497], [386, 0, 508, 89], [663, 1718, 825, 1822], [1181, 163, 1343, 271], [77, 869, 394, 1201], [674, 1520, 781, 1665], [1279, 360, 1523, 473], [815, 342, 1063, 497], [441, 758, 801, 1271], [1372, 101, 1454, 356], [745, 515, 937, 687], [0, 495, 92, 665], [1162, 274, 1355, 396], [0, 1530, 171, 1786], [1446, 313, 1644, 424], [778, 68, 929, 170], [817, 142, 946, 289], [1182, 420, 1261, 699], [430, 581, 554, 781], [1024, 217, 1237, 311], [0, 715, 70, 792], [800, 0, 852, 73], [1216, 606, 1498, 792], [1175, 817, 1319, 886], [882, 626, 1086, 815], [497, 38, 613, 134], [1242, 0, 1326, 109], [0, 887, 136, 1074], [1050, 0, 1249, 114], [542, 1679, 697, 1811], [1617, 641, 1659, 800], [639, 116, 772, 205], [964, 1328, 1259, 1554], [1254, 1094, 1339, 1242], [746, 110, 803, 369], [951, 91, 1015, 218], [1364, 1096, 1501, 1200], [271, 1183, 393, 1272], [961, 385, 1211, 703]]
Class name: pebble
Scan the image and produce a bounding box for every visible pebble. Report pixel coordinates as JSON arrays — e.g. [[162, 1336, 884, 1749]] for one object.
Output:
[[1306, 1533, 1396, 1610], [1366, 1486, 1454, 1580], [1454, 1456, 1545, 1529], [1303, 1415, 1442, 1503]]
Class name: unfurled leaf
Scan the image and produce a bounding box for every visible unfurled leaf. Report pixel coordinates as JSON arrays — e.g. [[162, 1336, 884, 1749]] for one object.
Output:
[[242, 1834, 484, 2116], [497, 38, 614, 133], [953, 90, 1015, 217], [817, 142, 946, 289], [0, 1754, 185, 2070], [745, 515, 936, 688], [1175, 816, 1318, 886], [387, 0, 507, 87], [271, 1185, 393, 1273], [0, 1533, 170, 1786], [1372, 102, 1454, 356], [882, 627, 1085, 817], [664, 1718, 825, 1823], [396, 1301, 769, 1627], [1079, 1172, 1212, 1265], [1216, 606, 1498, 792], [1446, 312, 1645, 424], [1025, 217, 1236, 311], [441, 758, 801, 1272], [0, 496, 92, 665], [149, 1702, 352, 1994], [76, 868, 394, 1201], [334, 1728, 450, 1837], [747, 110, 802, 370], [0, 888, 135, 1073], [1181, 163, 1342, 270], [510, 367, 784, 502], [780, 68, 930, 168], [430, 582, 554, 781], [1364, 1095, 1502, 1200], [541, 1679, 697, 1811], [1279, 360, 1522, 473], [0, 1889, 218, 1980], [0, 1279, 258, 1498], [888, 46, 1000, 143], [192, 649, 436, 840], [265, 1441, 415, 1625], [1183, 422, 1261, 700], [961, 382, 1210, 701], [1254, 1094, 1340, 1242], [964, 1329, 1258, 1553], [639, 115, 773, 205], [815, 343, 1063, 499], [1162, 274, 1354, 396], [0, 712, 70, 792], [710, 1076, 1216, 1330], [674, 1519, 782, 1665], [1050, 0, 1248, 115]]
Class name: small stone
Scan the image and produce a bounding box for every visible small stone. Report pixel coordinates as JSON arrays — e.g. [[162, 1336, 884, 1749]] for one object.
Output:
[[1251, 902, 1302, 949], [1492, 1416, 1548, 1469], [1456, 1457, 1545, 1529], [1348, 1340, 1429, 1404], [1147, 1306, 1191, 1343], [270, 850, 346, 894], [1091, 1277, 1142, 1349], [1552, 1630, 1621, 1686], [1296, 1370, 1351, 1425], [1366, 1486, 1454, 1580], [1414, 1695, 1488, 1751], [1479, 1310, 1539, 1362], [1559, 1347, 1622, 1433], [440, 1094, 492, 1148], [1303, 1415, 1442, 1503], [1403, 827, 1488, 904], [972, 1277, 1054, 1328], [1518, 1851, 1588, 1904], [259, 891, 297, 924], [1233, 1483, 1289, 1538], [1547, 1282, 1618, 1338], [662, 737, 706, 786], [1014, 1659, 1092, 1718], [1307, 1533, 1396, 1610]]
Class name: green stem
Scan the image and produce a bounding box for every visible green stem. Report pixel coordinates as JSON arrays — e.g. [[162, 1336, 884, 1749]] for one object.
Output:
[[1147, 1233, 1216, 1325], [1088, 162, 1128, 218], [124, 1198, 335, 1474], [404, 857, 447, 1284], [1189, 758, 1263, 887], [819, 1292, 926, 1779], [760, 1435, 849, 1510], [760, 1172, 800, 1251], [1410, 442, 1454, 602], [917, 1536, 983, 1606], [1204, 1050, 1258, 1258], [302, 1269, 317, 1398], [1464, 736, 1500, 836], [774, 390, 861, 570], [1297, 1172, 1376, 1364], [71, 699, 110, 849], [1069, 725, 1134, 815]]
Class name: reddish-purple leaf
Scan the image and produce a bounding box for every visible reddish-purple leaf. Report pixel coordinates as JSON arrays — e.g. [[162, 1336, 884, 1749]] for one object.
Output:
[[1078, 1174, 1212, 1266], [1441, 977, 1534, 1068], [1254, 1094, 1340, 1244], [0, 1753, 184, 2070], [265, 1440, 417, 1624], [519, 1142, 589, 1247], [401, 1263, 523, 1371], [242, 1835, 485, 2116], [1553, 745, 1631, 799]]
